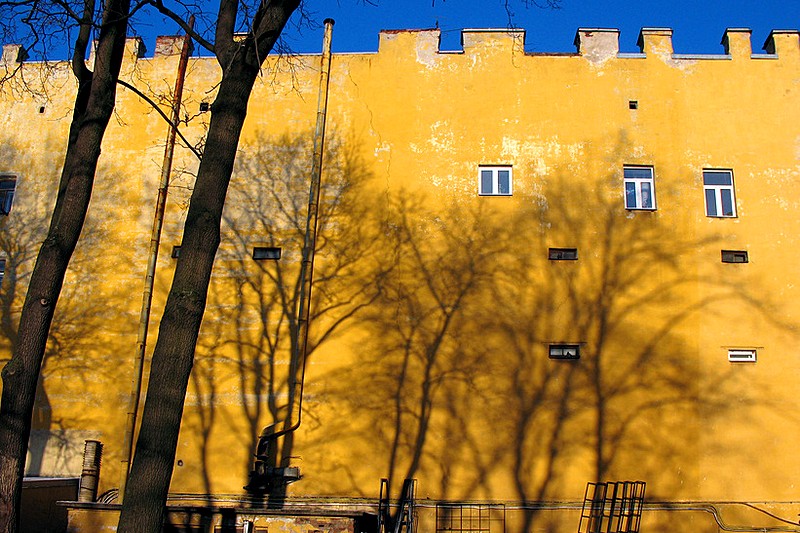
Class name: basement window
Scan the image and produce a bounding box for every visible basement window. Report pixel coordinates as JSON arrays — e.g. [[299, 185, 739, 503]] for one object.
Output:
[[479, 166, 512, 196], [549, 247, 578, 261], [549, 344, 580, 360], [728, 349, 756, 362], [253, 246, 281, 260], [171, 246, 181, 259], [721, 250, 748, 263]]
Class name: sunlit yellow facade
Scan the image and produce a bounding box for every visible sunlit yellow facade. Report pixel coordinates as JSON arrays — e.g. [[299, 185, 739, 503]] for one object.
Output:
[[2, 26, 800, 532]]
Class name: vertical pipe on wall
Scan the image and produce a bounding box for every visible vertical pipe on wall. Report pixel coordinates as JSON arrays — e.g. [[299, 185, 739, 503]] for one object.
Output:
[[282, 16, 335, 436], [118, 16, 194, 503], [246, 19, 334, 491]]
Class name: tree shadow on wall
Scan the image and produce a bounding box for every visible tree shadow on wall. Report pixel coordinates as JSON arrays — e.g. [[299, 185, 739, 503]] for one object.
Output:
[[182, 131, 387, 500], [162, 131, 796, 531], [316, 156, 795, 532], [0, 138, 132, 478], [480, 167, 779, 532]]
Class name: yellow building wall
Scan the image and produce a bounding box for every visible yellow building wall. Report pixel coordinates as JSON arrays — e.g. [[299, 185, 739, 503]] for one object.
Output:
[[2, 25, 800, 531]]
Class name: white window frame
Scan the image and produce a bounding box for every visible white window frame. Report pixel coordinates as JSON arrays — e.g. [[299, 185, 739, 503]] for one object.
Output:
[[478, 166, 512, 196], [549, 343, 581, 360], [728, 348, 756, 362], [0, 174, 16, 216], [623, 166, 656, 210], [703, 169, 736, 217]]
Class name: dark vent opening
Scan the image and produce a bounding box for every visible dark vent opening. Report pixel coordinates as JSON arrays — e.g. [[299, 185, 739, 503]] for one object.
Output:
[[721, 250, 748, 263], [549, 247, 578, 261], [253, 246, 281, 260]]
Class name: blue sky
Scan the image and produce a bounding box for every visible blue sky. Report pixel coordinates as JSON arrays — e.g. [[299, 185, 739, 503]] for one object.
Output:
[[256, 0, 798, 56]]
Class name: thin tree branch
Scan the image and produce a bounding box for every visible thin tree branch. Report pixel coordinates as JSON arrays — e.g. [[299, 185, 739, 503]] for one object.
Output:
[[117, 79, 203, 160]]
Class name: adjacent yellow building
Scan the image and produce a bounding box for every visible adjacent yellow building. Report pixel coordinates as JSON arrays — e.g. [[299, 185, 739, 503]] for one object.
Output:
[[2, 24, 800, 532]]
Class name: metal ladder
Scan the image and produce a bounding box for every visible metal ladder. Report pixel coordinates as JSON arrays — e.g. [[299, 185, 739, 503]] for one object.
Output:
[[578, 481, 646, 533], [378, 478, 416, 533]]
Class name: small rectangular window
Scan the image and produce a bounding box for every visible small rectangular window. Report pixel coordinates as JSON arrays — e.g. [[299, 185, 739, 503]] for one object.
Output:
[[721, 250, 748, 263], [549, 344, 580, 360], [704, 170, 736, 217], [728, 349, 756, 362], [0, 258, 5, 285], [0, 175, 17, 215], [629, 100, 638, 109], [548, 247, 578, 261], [253, 246, 281, 260], [171, 246, 181, 259], [478, 166, 512, 196], [623, 166, 655, 210]]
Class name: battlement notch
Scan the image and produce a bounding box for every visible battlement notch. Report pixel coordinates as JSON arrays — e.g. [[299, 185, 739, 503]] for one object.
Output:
[[574, 28, 620, 63]]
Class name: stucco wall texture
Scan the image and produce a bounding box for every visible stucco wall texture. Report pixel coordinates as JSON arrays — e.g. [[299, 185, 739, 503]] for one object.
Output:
[[2, 25, 800, 532]]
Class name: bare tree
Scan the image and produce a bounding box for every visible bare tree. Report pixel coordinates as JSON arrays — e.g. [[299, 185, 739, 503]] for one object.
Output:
[[0, 0, 135, 528], [116, 1, 306, 530], [1, 147, 131, 479], [0, 0, 561, 529]]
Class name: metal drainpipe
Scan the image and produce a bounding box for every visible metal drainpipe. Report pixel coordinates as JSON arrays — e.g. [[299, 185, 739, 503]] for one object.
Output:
[[118, 16, 194, 503], [248, 19, 335, 483]]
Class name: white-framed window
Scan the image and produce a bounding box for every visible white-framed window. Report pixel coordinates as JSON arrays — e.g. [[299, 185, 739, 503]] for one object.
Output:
[[0, 175, 16, 215], [728, 348, 756, 362], [703, 170, 736, 217], [624, 166, 655, 210], [549, 343, 580, 360], [479, 166, 512, 196]]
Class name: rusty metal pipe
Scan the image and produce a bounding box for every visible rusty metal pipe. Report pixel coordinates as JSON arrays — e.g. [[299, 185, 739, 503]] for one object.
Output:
[[118, 16, 194, 503]]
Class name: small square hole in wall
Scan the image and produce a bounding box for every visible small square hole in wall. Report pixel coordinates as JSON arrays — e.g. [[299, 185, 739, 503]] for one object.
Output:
[[548, 247, 578, 261], [199, 102, 210, 112], [38, 106, 45, 114], [728, 348, 756, 362], [171, 246, 181, 259], [253, 246, 281, 260], [629, 100, 638, 110], [721, 250, 748, 263], [549, 344, 581, 360]]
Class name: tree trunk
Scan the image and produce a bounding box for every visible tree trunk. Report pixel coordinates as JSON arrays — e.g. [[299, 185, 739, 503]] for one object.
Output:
[[117, 59, 260, 533], [0, 0, 130, 529], [118, 2, 299, 528]]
